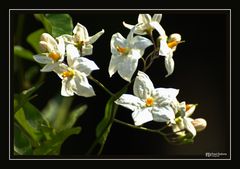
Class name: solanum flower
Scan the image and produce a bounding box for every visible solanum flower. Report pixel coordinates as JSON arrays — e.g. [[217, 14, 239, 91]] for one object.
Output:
[[33, 33, 65, 72], [54, 44, 99, 97], [172, 103, 207, 138], [115, 71, 179, 126], [159, 33, 183, 77], [108, 26, 152, 82], [123, 14, 165, 36], [61, 23, 104, 56]]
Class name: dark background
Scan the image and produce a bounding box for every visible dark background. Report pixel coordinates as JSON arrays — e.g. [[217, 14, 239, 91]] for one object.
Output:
[[12, 10, 230, 159]]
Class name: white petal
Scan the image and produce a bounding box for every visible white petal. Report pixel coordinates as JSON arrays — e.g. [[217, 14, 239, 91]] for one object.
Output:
[[73, 71, 95, 97], [131, 36, 153, 50], [110, 33, 126, 55], [126, 25, 137, 42], [129, 49, 142, 59], [165, 56, 175, 77], [33, 54, 52, 64], [115, 94, 145, 111], [61, 34, 75, 44], [56, 36, 65, 57], [53, 63, 68, 75], [132, 108, 153, 126], [40, 63, 59, 72], [152, 106, 175, 123], [73, 23, 89, 41], [122, 21, 135, 30], [73, 57, 99, 76], [183, 117, 196, 137], [133, 71, 154, 99], [153, 88, 179, 103], [88, 29, 105, 44], [66, 44, 80, 67], [118, 56, 139, 82], [108, 54, 121, 77], [152, 14, 162, 23], [61, 78, 74, 97], [186, 104, 197, 117], [138, 14, 151, 24], [159, 38, 171, 57], [81, 44, 93, 56], [149, 21, 166, 36], [123, 21, 147, 35]]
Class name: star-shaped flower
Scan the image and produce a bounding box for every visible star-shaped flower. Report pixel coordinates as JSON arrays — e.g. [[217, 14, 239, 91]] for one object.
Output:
[[109, 26, 152, 82], [61, 23, 104, 56], [115, 71, 179, 126], [123, 14, 165, 36], [54, 44, 99, 97]]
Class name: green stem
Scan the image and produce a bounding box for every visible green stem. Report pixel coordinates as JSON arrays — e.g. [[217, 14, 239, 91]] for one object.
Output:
[[113, 119, 166, 135], [88, 75, 115, 97], [149, 32, 157, 50]]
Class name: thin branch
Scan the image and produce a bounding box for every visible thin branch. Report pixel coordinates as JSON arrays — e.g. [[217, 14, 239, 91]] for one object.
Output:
[[88, 75, 115, 97]]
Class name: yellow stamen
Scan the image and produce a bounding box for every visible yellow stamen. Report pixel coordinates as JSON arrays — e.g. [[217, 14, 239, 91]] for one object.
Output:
[[61, 70, 74, 78], [116, 45, 128, 54], [49, 52, 60, 61], [167, 40, 185, 49], [185, 104, 192, 112], [145, 97, 154, 107]]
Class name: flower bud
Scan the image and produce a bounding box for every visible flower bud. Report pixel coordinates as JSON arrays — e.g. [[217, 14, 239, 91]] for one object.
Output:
[[191, 118, 207, 132], [39, 41, 48, 52]]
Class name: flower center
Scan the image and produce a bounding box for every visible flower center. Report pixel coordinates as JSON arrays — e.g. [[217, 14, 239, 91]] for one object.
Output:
[[116, 45, 129, 54], [61, 69, 75, 78], [49, 52, 60, 61], [145, 97, 154, 107]]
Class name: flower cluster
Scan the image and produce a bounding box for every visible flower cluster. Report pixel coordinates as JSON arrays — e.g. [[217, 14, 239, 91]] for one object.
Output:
[[33, 13, 207, 144], [111, 14, 207, 140], [33, 23, 104, 97]]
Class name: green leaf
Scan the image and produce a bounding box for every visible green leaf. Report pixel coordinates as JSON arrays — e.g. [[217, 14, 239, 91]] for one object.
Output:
[[34, 14, 73, 38], [14, 123, 33, 155], [62, 104, 87, 130], [14, 102, 48, 146], [27, 28, 45, 53], [96, 85, 129, 145], [33, 127, 81, 155], [45, 14, 73, 37], [14, 45, 34, 61], [14, 83, 43, 113], [42, 96, 73, 131]]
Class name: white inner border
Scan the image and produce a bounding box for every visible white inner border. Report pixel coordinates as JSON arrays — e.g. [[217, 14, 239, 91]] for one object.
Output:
[[9, 9, 231, 160]]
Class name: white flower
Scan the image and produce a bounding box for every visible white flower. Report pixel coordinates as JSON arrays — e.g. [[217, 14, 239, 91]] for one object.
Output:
[[108, 26, 152, 82], [54, 44, 99, 97], [123, 14, 165, 36], [33, 33, 65, 72], [172, 103, 207, 138], [61, 23, 104, 56], [159, 33, 183, 77], [115, 71, 179, 126]]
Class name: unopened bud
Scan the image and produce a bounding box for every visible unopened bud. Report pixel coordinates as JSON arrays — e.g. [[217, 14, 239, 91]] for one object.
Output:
[[39, 41, 48, 52], [191, 118, 207, 132]]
